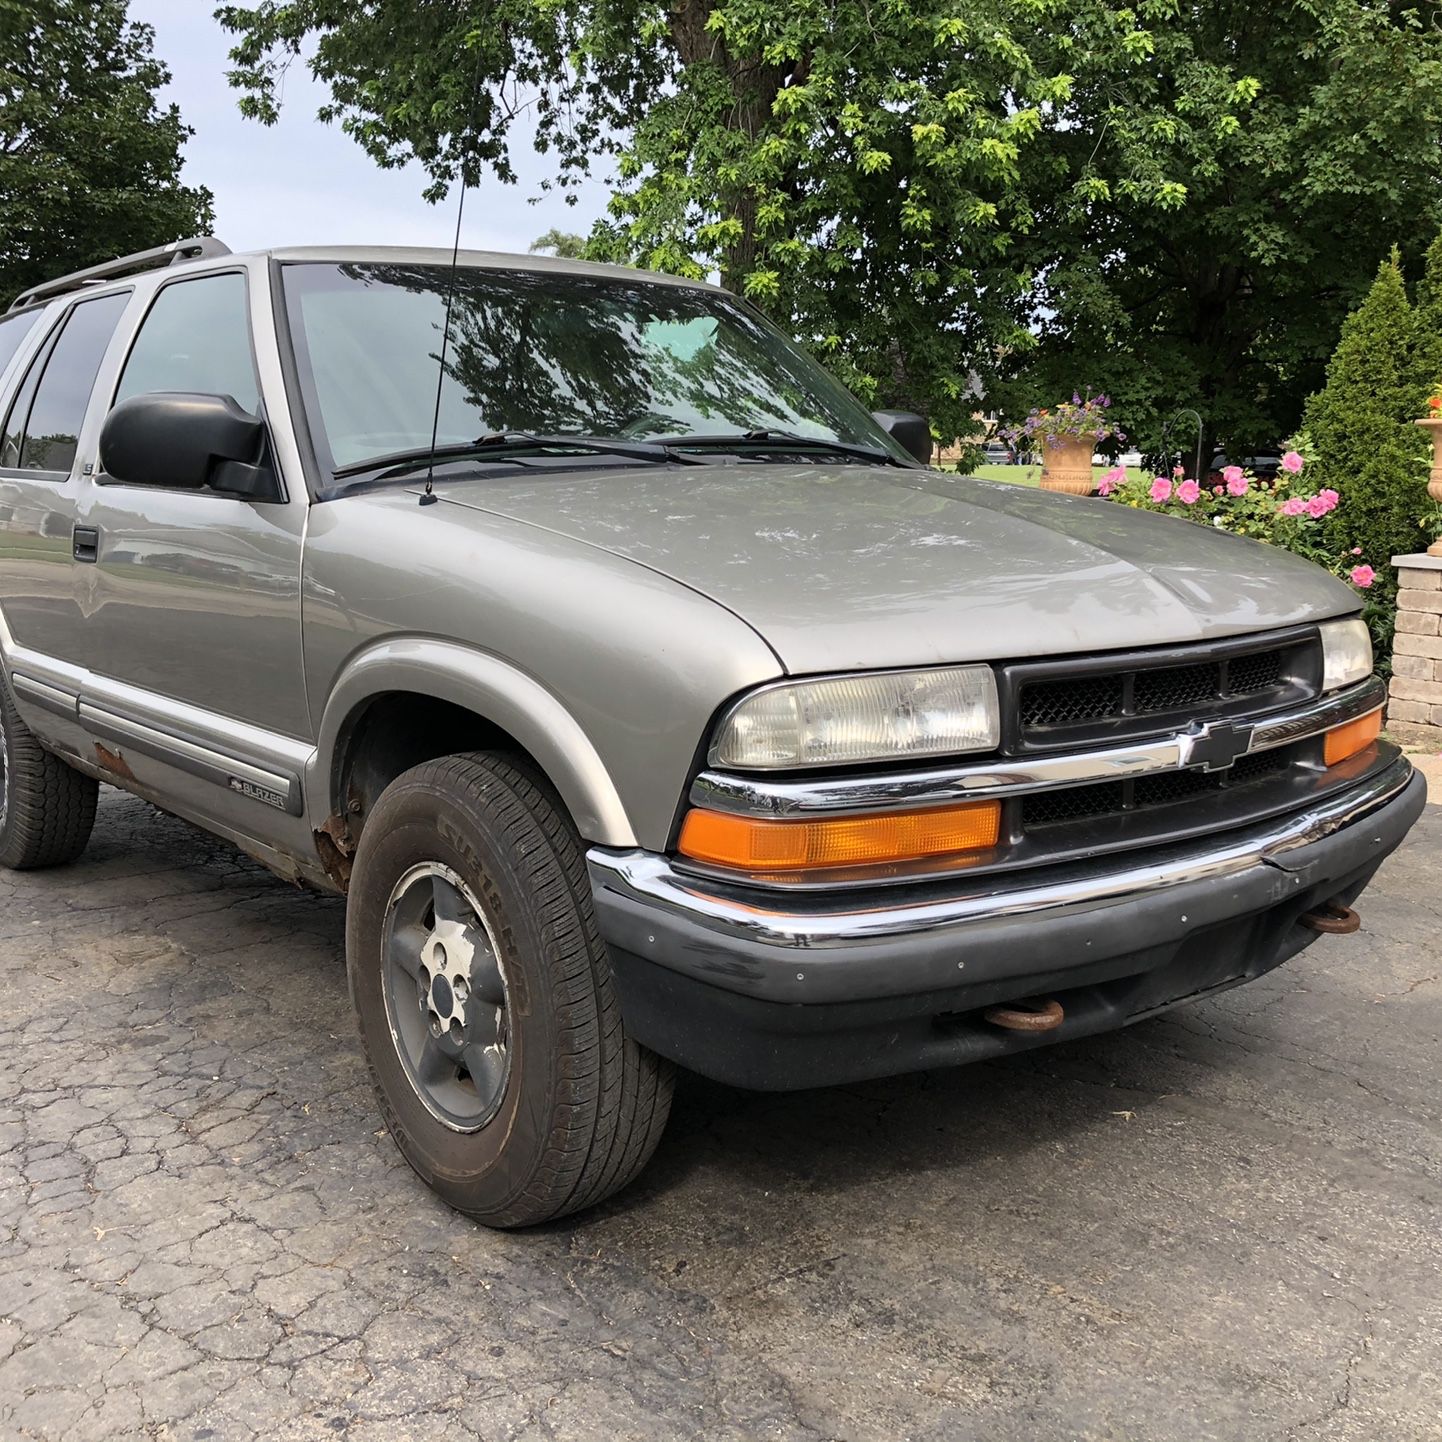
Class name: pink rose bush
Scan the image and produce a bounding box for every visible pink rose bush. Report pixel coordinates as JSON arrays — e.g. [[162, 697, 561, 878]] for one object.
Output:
[[1099, 447, 1374, 593], [1096, 464, 1126, 497]]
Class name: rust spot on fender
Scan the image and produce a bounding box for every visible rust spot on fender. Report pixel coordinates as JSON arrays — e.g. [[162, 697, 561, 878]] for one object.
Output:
[[314, 812, 356, 891], [94, 742, 136, 783]]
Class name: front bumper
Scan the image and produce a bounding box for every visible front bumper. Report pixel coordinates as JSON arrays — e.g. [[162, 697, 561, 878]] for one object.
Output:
[[588, 756, 1425, 1089]]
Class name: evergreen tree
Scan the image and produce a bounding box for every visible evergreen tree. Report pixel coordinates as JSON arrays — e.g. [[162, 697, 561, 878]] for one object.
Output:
[[1306, 252, 1429, 630], [1410, 229, 1442, 407]]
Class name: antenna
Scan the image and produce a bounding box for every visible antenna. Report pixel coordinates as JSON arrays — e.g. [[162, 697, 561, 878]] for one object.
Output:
[[421, 41, 485, 507], [419, 176, 470, 507]]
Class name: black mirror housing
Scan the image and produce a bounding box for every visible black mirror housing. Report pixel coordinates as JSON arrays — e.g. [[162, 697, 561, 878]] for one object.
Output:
[[98, 393, 281, 500], [871, 409, 932, 465]]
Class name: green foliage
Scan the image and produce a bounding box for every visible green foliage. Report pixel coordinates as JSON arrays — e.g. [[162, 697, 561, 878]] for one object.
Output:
[[216, 2, 1442, 452], [995, 1, 1442, 461], [1303, 253, 1431, 634], [528, 229, 588, 260], [1409, 229, 1442, 407], [0, 0, 214, 308]]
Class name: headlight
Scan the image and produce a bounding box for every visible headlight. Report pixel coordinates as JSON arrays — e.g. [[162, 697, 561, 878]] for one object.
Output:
[[1319, 616, 1373, 692], [710, 665, 1000, 770]]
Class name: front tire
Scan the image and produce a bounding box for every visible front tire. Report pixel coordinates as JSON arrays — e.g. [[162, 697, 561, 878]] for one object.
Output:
[[0, 671, 98, 870], [346, 752, 673, 1227]]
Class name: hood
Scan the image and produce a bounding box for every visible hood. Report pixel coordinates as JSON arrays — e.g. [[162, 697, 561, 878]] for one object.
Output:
[[426, 464, 1361, 674]]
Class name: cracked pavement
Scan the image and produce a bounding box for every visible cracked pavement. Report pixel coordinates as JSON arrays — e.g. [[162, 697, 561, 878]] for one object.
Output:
[[1, 786, 1440, 1441]]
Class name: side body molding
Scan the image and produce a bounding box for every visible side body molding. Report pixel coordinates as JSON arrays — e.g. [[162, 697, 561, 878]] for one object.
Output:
[[312, 637, 638, 848]]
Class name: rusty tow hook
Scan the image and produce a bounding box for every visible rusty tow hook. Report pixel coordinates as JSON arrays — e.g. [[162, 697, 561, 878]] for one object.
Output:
[[1299, 899, 1361, 936], [984, 998, 1065, 1033]]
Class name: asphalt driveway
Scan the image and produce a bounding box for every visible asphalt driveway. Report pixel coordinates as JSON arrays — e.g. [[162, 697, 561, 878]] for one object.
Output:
[[2, 782, 1440, 1441]]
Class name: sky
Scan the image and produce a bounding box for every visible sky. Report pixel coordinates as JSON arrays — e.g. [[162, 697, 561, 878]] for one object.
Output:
[[129, 1, 614, 256]]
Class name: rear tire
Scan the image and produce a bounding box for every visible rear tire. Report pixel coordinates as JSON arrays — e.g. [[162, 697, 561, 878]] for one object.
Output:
[[0, 671, 99, 870], [346, 751, 673, 1227]]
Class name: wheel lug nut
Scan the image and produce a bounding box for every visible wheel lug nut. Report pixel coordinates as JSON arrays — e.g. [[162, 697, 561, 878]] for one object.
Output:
[[428, 1013, 442, 1037], [448, 1020, 464, 1045], [453, 976, 469, 1002]]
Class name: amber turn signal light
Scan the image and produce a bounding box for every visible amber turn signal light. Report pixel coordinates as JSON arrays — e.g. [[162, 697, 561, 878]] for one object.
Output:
[[677, 801, 1002, 873], [1324, 708, 1382, 767]]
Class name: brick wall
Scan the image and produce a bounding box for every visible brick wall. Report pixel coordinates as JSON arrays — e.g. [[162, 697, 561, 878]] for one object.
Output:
[[1387, 554, 1442, 745]]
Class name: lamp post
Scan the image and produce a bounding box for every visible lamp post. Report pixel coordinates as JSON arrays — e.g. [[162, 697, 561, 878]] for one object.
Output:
[[1161, 408, 1205, 479]]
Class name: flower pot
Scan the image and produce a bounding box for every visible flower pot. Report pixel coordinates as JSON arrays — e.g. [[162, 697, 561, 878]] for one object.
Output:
[[1415, 417, 1442, 557], [1039, 433, 1096, 495]]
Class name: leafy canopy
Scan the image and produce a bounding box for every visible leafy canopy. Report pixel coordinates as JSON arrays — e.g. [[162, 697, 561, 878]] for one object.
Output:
[[0, 0, 214, 308], [217, 1, 1442, 450], [1004, 1, 1442, 460]]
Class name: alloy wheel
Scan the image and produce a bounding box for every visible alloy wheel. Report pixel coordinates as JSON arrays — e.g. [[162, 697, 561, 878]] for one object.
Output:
[[380, 861, 511, 1131]]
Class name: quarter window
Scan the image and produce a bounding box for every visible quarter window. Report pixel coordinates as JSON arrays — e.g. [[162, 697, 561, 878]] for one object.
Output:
[[0, 292, 129, 475], [116, 272, 260, 414], [0, 310, 40, 380]]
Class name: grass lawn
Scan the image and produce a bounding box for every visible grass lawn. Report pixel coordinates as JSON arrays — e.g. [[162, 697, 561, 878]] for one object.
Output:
[[959, 464, 1151, 488]]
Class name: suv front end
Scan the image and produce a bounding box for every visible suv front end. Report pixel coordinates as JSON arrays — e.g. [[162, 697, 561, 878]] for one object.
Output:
[[588, 618, 1425, 1089]]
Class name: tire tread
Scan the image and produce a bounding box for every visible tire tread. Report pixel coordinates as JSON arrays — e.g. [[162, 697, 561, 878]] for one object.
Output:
[[0, 672, 98, 870]]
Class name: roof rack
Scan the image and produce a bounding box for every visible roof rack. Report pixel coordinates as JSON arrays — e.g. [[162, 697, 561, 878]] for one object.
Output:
[[7, 237, 232, 313]]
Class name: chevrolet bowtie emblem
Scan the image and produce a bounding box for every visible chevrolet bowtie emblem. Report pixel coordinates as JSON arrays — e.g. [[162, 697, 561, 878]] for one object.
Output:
[[1181, 719, 1256, 772]]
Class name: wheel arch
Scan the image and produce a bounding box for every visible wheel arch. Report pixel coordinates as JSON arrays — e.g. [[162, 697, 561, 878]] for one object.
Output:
[[311, 639, 638, 858]]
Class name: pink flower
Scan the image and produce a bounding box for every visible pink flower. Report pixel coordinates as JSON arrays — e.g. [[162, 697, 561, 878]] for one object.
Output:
[[1319, 488, 1338, 509], [1172, 464, 1185, 477], [1177, 479, 1201, 505], [1280, 497, 1307, 517], [1213, 485, 1224, 495], [1098, 476, 1116, 496], [1305, 495, 1330, 519], [1149, 477, 1173, 503], [1222, 465, 1245, 486], [1102, 464, 1126, 486], [1349, 564, 1376, 589], [1226, 472, 1249, 497], [1350, 546, 1363, 555], [1281, 450, 1304, 474]]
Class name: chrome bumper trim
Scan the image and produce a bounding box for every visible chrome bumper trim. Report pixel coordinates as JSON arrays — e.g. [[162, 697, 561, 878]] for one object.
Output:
[[691, 675, 1387, 818], [594, 754, 1412, 950]]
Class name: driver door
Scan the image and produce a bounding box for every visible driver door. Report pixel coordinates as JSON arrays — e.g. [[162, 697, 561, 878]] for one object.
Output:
[[72, 265, 314, 838]]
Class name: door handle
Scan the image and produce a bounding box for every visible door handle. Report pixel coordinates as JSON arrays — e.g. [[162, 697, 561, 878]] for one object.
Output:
[[73, 525, 99, 564]]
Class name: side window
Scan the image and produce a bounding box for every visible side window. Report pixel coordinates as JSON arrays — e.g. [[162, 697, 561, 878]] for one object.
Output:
[[116, 272, 260, 413], [0, 292, 129, 476], [0, 310, 40, 380]]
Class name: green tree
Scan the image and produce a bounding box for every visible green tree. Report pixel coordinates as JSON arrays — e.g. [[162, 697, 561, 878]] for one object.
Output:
[[1409, 228, 1442, 407], [1305, 252, 1429, 637], [999, 1, 1442, 462], [217, 2, 1442, 448], [529, 229, 587, 261], [0, 1, 214, 308]]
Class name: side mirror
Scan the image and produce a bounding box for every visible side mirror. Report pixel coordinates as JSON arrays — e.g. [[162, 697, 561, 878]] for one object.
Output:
[[98, 393, 281, 501], [871, 409, 932, 465]]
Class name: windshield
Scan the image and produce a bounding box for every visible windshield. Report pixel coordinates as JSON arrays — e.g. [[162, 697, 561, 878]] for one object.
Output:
[[279, 261, 911, 476]]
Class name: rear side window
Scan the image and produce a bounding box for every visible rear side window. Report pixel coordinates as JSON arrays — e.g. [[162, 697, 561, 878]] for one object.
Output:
[[0, 310, 39, 379], [0, 292, 129, 475], [116, 272, 260, 413]]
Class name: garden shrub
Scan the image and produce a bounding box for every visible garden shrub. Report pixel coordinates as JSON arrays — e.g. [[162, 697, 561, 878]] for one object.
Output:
[[1303, 251, 1430, 647]]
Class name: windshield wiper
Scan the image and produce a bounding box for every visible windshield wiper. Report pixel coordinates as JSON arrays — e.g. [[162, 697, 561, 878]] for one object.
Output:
[[650, 429, 906, 467], [331, 432, 705, 482]]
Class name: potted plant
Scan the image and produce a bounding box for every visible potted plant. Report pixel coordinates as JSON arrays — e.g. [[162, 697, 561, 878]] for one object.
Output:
[[1004, 393, 1122, 495], [1415, 395, 1442, 557]]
